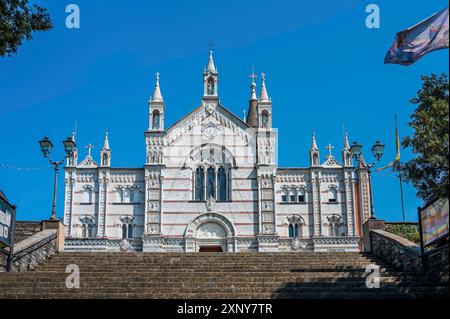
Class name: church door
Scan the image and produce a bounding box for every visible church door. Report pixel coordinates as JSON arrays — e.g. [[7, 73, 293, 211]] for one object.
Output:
[[199, 246, 223, 252]]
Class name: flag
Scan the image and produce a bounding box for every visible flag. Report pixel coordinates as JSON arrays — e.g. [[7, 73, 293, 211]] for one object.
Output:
[[384, 7, 449, 66], [377, 116, 401, 172]]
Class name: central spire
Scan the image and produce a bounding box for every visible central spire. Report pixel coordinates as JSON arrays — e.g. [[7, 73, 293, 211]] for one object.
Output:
[[151, 72, 163, 102], [206, 49, 217, 74], [203, 50, 219, 98]]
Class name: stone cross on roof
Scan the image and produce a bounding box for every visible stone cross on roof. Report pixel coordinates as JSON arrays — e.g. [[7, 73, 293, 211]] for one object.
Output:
[[326, 143, 334, 156], [86, 144, 94, 156]]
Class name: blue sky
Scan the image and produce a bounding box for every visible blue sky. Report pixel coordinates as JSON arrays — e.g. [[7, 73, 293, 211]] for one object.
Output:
[[0, 0, 448, 222]]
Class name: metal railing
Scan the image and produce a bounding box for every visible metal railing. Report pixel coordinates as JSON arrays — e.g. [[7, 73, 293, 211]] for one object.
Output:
[[5, 231, 57, 272]]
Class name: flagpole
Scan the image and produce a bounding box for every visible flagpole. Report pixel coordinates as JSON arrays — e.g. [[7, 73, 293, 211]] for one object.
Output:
[[394, 115, 406, 222], [399, 168, 406, 222]]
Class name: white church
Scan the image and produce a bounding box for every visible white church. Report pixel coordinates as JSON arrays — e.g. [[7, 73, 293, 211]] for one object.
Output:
[[63, 51, 373, 253]]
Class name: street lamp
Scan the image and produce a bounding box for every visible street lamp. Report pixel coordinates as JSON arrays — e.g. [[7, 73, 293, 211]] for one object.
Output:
[[39, 136, 76, 220], [350, 140, 385, 220]]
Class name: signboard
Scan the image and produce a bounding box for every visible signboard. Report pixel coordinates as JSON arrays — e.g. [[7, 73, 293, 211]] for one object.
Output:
[[0, 193, 16, 247], [420, 198, 449, 247]]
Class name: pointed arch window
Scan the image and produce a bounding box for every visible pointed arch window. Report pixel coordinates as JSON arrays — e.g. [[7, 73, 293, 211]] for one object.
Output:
[[82, 186, 93, 204], [122, 224, 133, 239], [193, 165, 230, 201], [207, 77, 215, 95], [195, 167, 205, 201], [261, 110, 270, 128], [312, 153, 319, 166], [325, 215, 344, 237], [287, 215, 304, 239], [289, 189, 296, 202], [281, 189, 288, 202], [328, 187, 338, 203], [206, 167, 216, 199], [152, 110, 160, 130], [80, 216, 96, 238], [218, 167, 228, 201], [298, 188, 306, 203]]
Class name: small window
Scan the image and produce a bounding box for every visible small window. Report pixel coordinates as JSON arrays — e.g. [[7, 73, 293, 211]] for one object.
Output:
[[122, 224, 127, 239], [298, 188, 306, 203], [82, 187, 93, 204], [328, 188, 338, 203], [281, 189, 287, 202], [289, 190, 296, 203], [122, 224, 133, 239]]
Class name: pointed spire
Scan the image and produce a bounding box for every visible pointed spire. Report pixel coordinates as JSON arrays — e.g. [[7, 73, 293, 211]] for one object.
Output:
[[259, 73, 270, 102], [343, 132, 350, 150], [151, 72, 163, 102], [102, 131, 110, 150], [206, 49, 216, 73], [311, 132, 318, 150]]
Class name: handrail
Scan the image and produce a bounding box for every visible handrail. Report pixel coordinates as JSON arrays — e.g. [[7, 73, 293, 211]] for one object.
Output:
[[11, 232, 57, 262], [7, 231, 58, 271]]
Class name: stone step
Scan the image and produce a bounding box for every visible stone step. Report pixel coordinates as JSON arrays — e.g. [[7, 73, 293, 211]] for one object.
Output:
[[1, 279, 447, 289], [1, 291, 448, 299], [2, 252, 447, 299], [0, 285, 448, 293]]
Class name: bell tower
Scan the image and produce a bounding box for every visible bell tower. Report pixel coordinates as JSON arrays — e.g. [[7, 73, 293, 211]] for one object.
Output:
[[203, 50, 219, 99], [149, 72, 165, 131]]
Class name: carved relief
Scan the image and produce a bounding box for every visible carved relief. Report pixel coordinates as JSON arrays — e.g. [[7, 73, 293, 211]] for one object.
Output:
[[148, 214, 159, 223], [258, 140, 274, 165], [196, 223, 226, 239], [262, 189, 272, 200], [262, 213, 274, 223], [147, 224, 160, 235], [262, 201, 273, 212], [262, 224, 274, 234], [148, 201, 159, 212]]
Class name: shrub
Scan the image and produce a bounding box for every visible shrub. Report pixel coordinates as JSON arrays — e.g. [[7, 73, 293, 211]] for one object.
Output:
[[385, 223, 420, 245]]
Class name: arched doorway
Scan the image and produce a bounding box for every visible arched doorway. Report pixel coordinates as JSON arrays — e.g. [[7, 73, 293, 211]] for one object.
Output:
[[184, 213, 236, 252]]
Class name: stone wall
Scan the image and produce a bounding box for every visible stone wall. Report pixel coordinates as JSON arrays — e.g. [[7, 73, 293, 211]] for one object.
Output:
[[0, 229, 58, 272], [0, 249, 7, 272], [425, 244, 449, 271], [370, 229, 422, 272], [14, 221, 42, 243]]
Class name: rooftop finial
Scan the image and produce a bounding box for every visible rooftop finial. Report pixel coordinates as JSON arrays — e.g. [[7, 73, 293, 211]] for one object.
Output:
[[206, 49, 216, 73], [151, 72, 163, 102], [103, 131, 110, 150], [311, 132, 318, 150], [250, 72, 258, 101], [259, 72, 270, 102], [344, 132, 350, 149]]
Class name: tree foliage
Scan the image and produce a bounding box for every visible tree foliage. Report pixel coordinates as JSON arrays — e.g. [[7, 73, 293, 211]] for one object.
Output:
[[0, 0, 52, 57], [400, 74, 449, 203], [385, 223, 420, 245]]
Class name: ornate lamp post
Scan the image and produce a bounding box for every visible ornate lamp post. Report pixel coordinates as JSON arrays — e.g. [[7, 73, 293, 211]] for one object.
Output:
[[350, 140, 385, 219], [39, 136, 76, 220]]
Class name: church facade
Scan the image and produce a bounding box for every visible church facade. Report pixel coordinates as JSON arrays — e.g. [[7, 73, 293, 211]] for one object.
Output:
[[63, 51, 373, 253]]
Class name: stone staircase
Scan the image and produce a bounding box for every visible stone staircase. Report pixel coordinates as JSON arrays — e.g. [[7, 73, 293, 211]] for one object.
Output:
[[0, 252, 448, 299]]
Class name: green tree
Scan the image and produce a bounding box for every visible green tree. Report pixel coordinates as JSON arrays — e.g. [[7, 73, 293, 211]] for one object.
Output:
[[0, 0, 52, 57], [400, 74, 449, 202]]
